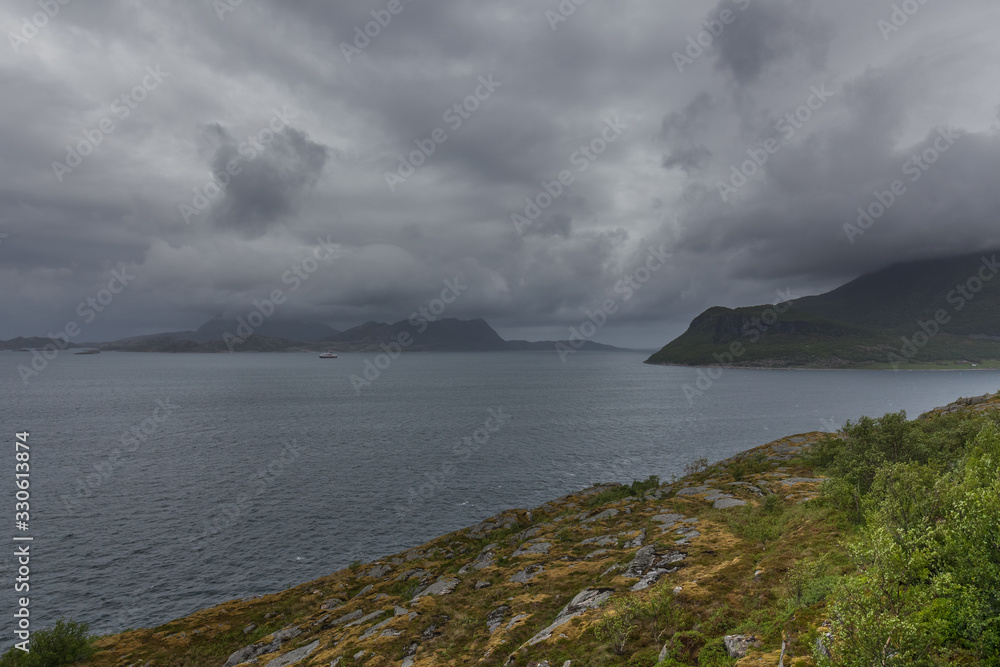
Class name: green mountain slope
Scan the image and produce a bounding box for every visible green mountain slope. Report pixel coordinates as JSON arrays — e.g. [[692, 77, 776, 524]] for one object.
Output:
[[647, 252, 1000, 368]]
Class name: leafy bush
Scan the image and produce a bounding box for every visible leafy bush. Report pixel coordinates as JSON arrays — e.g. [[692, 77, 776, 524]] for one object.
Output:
[[784, 556, 838, 609], [684, 457, 709, 476], [0, 620, 96, 667], [658, 630, 707, 664], [697, 637, 735, 666], [587, 476, 661, 508], [818, 418, 1000, 665], [725, 494, 786, 548], [640, 580, 684, 644], [727, 460, 747, 481], [594, 596, 643, 655], [744, 452, 772, 475]]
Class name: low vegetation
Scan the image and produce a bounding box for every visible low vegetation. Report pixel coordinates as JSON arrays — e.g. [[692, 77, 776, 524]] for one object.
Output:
[[810, 405, 1000, 665], [0, 620, 96, 667]]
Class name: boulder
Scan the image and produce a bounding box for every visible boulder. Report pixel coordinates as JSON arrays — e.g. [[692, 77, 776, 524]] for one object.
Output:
[[509, 565, 544, 584], [583, 508, 620, 523], [412, 577, 459, 600], [487, 605, 510, 633], [263, 639, 319, 667], [724, 634, 759, 658], [524, 588, 613, 646], [222, 626, 301, 667], [512, 541, 552, 557]]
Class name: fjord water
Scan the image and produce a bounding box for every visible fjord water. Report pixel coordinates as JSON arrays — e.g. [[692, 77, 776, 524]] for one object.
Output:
[[2, 350, 999, 634]]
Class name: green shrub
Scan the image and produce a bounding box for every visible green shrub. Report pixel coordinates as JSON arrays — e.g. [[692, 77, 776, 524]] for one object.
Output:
[[594, 596, 643, 655], [0, 619, 96, 667], [697, 637, 735, 666], [784, 556, 838, 609], [627, 647, 661, 667], [641, 581, 684, 644], [659, 630, 707, 664], [587, 476, 661, 508], [726, 496, 786, 548], [820, 419, 1000, 665], [684, 457, 709, 476], [744, 452, 772, 475]]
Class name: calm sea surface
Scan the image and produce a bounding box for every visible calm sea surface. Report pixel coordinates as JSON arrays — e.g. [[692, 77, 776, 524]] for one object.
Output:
[[2, 350, 998, 634]]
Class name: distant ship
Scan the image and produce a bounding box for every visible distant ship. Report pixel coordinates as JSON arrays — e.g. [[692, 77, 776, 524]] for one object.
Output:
[[319, 352, 338, 359], [74, 349, 101, 355]]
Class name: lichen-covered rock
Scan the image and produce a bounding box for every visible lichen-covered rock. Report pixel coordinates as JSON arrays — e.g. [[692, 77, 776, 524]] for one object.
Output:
[[487, 605, 510, 633], [412, 577, 459, 600], [222, 625, 301, 667], [263, 639, 319, 667], [524, 588, 613, 646], [512, 541, 552, 557], [582, 508, 620, 523], [724, 634, 759, 658], [509, 565, 544, 584]]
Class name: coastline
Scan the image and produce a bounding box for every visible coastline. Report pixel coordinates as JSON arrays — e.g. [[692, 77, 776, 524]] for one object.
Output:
[[76, 391, 1000, 666]]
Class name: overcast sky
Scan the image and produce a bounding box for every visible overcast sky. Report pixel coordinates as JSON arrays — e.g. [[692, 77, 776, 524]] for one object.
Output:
[[2, 0, 1000, 347]]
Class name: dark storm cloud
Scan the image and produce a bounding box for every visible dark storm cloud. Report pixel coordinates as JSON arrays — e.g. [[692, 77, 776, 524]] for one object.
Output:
[[204, 124, 329, 237], [661, 93, 715, 173], [525, 213, 573, 239], [1, 0, 999, 348], [712, 0, 832, 85]]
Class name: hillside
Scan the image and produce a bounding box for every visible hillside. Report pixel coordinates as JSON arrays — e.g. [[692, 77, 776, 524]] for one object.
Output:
[[647, 252, 1000, 368], [20, 392, 998, 666]]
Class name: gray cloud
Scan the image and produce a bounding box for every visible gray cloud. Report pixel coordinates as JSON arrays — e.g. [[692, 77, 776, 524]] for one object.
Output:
[[1, 0, 999, 348], [204, 125, 329, 237], [712, 0, 833, 86], [661, 92, 716, 173]]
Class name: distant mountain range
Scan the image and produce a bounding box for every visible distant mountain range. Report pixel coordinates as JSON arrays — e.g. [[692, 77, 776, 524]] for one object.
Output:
[[1, 318, 625, 354], [646, 251, 1000, 369]]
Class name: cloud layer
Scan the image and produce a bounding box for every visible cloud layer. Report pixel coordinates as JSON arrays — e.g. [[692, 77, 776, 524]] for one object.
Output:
[[2, 0, 999, 347]]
